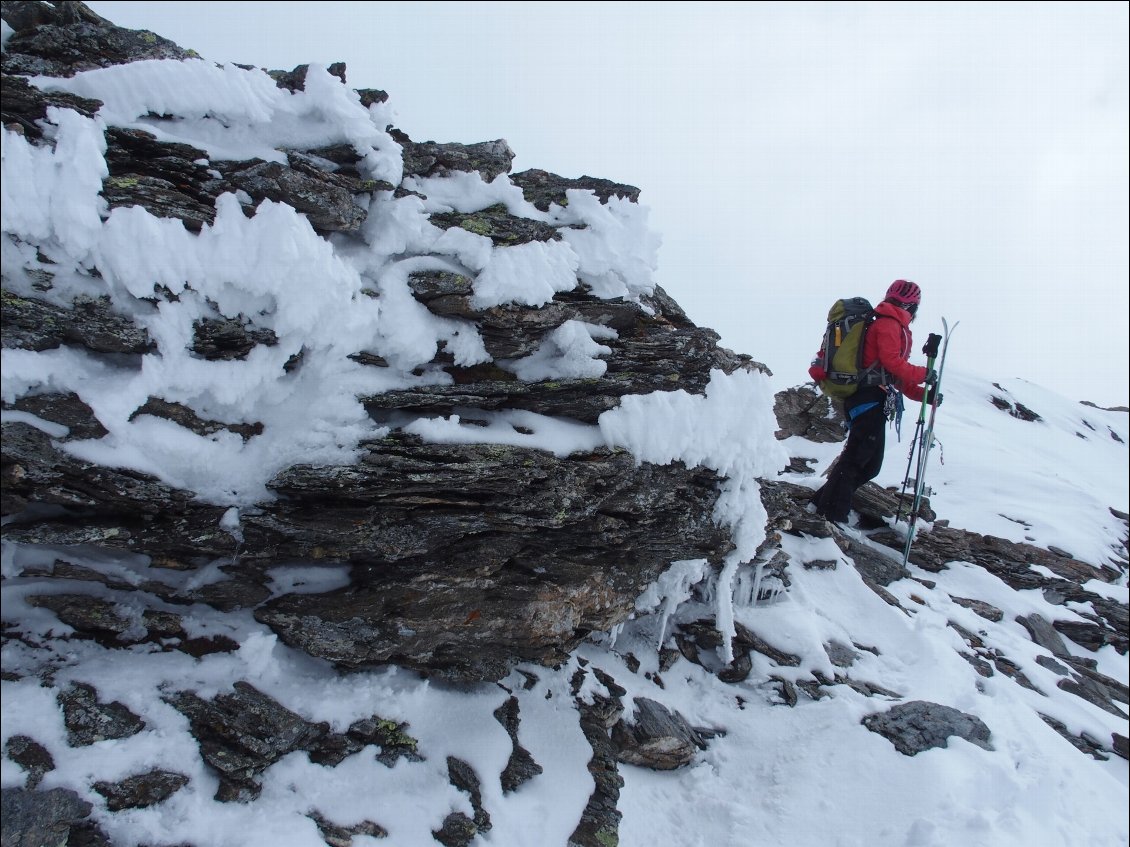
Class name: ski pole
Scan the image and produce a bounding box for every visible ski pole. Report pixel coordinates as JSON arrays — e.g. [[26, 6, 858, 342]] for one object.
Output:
[[900, 321, 957, 568], [895, 332, 941, 523]]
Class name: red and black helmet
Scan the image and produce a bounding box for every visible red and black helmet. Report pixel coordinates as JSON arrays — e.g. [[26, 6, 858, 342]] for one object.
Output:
[[886, 279, 922, 306]]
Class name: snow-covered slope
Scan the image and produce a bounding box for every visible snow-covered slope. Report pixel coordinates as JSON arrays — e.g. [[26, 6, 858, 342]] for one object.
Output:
[[2, 5, 1127, 847]]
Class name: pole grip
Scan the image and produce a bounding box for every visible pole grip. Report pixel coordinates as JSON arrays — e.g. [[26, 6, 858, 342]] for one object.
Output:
[[922, 333, 942, 358]]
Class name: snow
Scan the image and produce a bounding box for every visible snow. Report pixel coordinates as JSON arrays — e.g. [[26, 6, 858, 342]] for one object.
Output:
[[1, 49, 1127, 847]]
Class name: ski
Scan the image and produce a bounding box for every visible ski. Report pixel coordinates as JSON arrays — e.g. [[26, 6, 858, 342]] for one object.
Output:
[[899, 317, 958, 569]]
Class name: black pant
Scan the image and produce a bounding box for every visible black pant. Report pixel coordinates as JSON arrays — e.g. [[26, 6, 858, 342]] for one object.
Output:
[[812, 387, 887, 522]]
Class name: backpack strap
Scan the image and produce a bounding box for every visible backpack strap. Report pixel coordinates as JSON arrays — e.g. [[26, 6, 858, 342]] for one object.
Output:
[[856, 312, 902, 386]]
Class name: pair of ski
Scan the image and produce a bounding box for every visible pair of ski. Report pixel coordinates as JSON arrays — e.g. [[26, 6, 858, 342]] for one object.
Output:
[[895, 318, 957, 568]]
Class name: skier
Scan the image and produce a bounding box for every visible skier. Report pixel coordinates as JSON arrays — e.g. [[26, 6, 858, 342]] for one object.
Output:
[[810, 280, 936, 525]]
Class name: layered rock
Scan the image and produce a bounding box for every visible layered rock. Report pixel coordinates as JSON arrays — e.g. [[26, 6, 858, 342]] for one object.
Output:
[[0, 0, 749, 683]]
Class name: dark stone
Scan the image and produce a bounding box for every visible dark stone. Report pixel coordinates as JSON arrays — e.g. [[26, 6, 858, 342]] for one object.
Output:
[[251, 435, 731, 682], [838, 675, 902, 700], [58, 681, 146, 746], [406, 269, 475, 304], [1035, 655, 1070, 676], [286, 149, 390, 192], [309, 811, 388, 846], [266, 61, 347, 92], [1, 1, 193, 78], [960, 651, 995, 678], [6, 392, 108, 441], [493, 697, 543, 792], [717, 649, 753, 683], [430, 203, 562, 246], [1061, 656, 1130, 705], [1113, 733, 1129, 761], [826, 640, 860, 668], [510, 169, 640, 212], [774, 384, 846, 443], [784, 456, 818, 475], [364, 311, 737, 424], [0, 73, 102, 139], [1039, 714, 1112, 761], [771, 676, 799, 707], [175, 634, 241, 658], [3, 736, 55, 789], [0, 787, 93, 847], [356, 88, 388, 107], [611, 697, 706, 770], [1016, 613, 1072, 659], [1, 290, 154, 354], [733, 622, 801, 667], [992, 654, 1039, 691], [586, 668, 627, 729], [828, 523, 908, 586], [446, 757, 491, 833], [675, 618, 800, 673], [191, 316, 278, 360], [849, 483, 935, 530], [433, 812, 478, 847], [104, 127, 211, 177], [989, 394, 1042, 422], [1, 420, 198, 522], [92, 769, 189, 811], [164, 681, 329, 802], [1053, 618, 1116, 653], [130, 396, 263, 442], [1056, 676, 1125, 717], [796, 679, 830, 701], [296, 142, 364, 172], [227, 160, 367, 233], [569, 704, 624, 847], [105, 120, 382, 234], [308, 714, 421, 769], [862, 700, 993, 756], [400, 136, 515, 182], [951, 596, 1004, 622], [26, 593, 137, 642], [101, 171, 218, 231]]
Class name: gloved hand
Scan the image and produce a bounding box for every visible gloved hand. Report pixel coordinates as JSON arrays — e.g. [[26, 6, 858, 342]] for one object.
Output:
[[809, 364, 827, 383], [927, 387, 943, 406], [923, 369, 938, 386], [922, 333, 942, 358]]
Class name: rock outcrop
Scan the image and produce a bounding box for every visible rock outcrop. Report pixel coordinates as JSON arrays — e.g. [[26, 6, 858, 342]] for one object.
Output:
[[0, 0, 754, 683]]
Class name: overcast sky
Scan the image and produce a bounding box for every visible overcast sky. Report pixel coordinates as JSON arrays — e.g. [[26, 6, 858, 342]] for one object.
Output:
[[84, 0, 1129, 407]]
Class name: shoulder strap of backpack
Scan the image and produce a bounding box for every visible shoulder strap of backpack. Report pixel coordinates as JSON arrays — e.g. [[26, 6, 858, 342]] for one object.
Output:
[[857, 311, 892, 386]]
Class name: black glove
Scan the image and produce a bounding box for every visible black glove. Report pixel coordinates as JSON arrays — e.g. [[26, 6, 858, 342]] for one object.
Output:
[[924, 369, 938, 386], [922, 333, 942, 358], [927, 387, 943, 406]]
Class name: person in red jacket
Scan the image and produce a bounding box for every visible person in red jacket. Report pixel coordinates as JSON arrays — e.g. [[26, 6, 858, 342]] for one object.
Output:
[[810, 280, 934, 524]]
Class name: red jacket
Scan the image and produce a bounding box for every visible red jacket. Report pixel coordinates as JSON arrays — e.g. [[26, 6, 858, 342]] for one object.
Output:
[[863, 301, 928, 402]]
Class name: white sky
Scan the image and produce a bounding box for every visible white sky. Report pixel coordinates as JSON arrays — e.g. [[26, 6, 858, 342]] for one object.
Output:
[[1, 21, 1128, 846], [81, 0, 1130, 409]]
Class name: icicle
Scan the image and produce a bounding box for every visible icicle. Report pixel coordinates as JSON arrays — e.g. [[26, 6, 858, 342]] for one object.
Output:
[[748, 560, 766, 607], [639, 559, 708, 652], [714, 557, 739, 664], [608, 622, 624, 648]]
